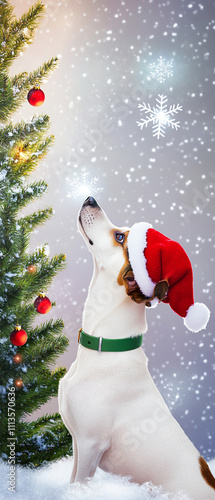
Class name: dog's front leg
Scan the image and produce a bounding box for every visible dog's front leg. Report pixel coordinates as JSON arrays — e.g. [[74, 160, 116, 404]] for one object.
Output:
[[70, 436, 78, 482], [71, 436, 107, 483]]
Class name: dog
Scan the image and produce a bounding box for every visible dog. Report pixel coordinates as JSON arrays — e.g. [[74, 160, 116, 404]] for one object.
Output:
[[58, 196, 215, 499]]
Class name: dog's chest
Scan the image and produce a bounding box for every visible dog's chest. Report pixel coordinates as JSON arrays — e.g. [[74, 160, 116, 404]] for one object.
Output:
[[62, 347, 169, 427]]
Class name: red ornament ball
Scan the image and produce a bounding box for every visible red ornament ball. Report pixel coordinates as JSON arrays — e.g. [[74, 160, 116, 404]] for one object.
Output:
[[27, 87, 45, 107], [34, 292, 52, 314], [10, 326, 28, 347]]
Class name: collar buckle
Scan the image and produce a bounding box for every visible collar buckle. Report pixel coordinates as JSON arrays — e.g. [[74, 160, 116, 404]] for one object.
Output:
[[78, 328, 82, 343], [98, 336, 103, 352]]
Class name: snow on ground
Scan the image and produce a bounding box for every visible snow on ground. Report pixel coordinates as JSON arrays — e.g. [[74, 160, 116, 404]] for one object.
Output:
[[1, 457, 215, 500]]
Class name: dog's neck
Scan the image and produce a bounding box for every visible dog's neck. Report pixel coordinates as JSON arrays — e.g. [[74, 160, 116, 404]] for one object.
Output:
[[82, 263, 147, 339]]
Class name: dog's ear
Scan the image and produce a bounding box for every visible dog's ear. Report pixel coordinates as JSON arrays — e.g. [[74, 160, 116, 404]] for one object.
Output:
[[118, 244, 169, 305], [153, 279, 169, 300], [118, 262, 148, 304], [145, 280, 169, 307]]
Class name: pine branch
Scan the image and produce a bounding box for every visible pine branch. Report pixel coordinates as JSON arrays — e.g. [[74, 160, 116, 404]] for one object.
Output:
[[34, 253, 67, 290], [1, 135, 54, 179], [1, 137, 54, 186], [15, 319, 66, 351], [14, 368, 67, 418], [0, 0, 14, 24], [10, 1, 45, 36], [0, 72, 14, 122], [0, 253, 66, 323], [19, 253, 66, 302], [22, 336, 69, 371], [14, 416, 72, 467], [10, 56, 59, 109], [29, 318, 65, 340], [0, 2, 45, 72], [0, 115, 51, 149], [0, 303, 35, 335], [24, 244, 54, 267], [0, 57, 58, 123], [17, 412, 68, 442], [30, 412, 64, 429], [1, 180, 48, 212], [22, 364, 67, 388], [19, 208, 53, 230], [0, 252, 65, 320]]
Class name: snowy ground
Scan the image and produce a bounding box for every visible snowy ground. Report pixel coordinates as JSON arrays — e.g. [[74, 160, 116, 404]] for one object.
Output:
[[1, 457, 215, 500]]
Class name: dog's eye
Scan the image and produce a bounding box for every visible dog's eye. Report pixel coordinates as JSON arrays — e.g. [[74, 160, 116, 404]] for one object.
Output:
[[115, 232, 125, 244]]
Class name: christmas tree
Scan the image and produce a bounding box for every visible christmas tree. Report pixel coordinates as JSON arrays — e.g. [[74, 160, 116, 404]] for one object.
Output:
[[0, 1, 72, 466]]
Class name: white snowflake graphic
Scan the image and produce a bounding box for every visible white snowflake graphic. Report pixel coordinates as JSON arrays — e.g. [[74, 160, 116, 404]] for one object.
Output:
[[149, 56, 173, 83], [136, 94, 183, 139], [66, 171, 103, 199]]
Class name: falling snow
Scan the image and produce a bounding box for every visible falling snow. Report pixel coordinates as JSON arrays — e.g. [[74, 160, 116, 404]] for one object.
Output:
[[137, 95, 183, 139]]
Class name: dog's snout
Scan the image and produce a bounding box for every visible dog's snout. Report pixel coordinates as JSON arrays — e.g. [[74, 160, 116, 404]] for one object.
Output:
[[83, 196, 98, 208]]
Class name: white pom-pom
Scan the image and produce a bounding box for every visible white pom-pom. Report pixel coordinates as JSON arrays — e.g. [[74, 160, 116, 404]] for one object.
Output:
[[184, 302, 210, 332]]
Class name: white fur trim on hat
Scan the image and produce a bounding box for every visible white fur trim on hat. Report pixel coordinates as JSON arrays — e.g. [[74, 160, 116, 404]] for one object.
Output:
[[184, 302, 210, 333], [127, 222, 155, 297]]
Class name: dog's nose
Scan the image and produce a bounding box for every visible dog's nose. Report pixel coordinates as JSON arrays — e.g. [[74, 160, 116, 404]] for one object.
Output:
[[83, 196, 98, 208]]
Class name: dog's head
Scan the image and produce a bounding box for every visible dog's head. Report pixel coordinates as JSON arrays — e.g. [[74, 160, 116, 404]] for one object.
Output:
[[78, 197, 210, 333], [78, 197, 168, 305]]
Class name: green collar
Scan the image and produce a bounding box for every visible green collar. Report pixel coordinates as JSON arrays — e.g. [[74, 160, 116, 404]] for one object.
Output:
[[78, 329, 143, 353]]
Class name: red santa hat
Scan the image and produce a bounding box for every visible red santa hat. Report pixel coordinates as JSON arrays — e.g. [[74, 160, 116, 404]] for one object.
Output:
[[127, 222, 210, 333]]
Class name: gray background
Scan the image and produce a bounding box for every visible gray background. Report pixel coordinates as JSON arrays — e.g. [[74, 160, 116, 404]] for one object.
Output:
[[12, 0, 215, 461]]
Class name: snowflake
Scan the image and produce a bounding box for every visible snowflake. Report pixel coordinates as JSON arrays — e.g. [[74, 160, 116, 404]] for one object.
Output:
[[149, 56, 173, 83], [66, 171, 103, 199], [136, 94, 183, 139]]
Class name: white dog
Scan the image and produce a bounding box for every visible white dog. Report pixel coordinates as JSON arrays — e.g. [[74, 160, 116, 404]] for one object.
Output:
[[58, 197, 215, 499]]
